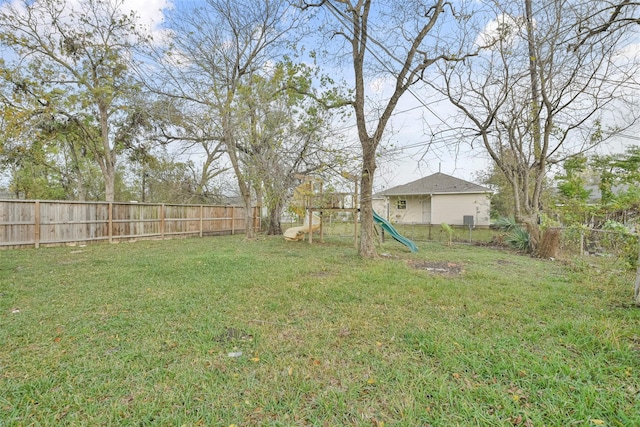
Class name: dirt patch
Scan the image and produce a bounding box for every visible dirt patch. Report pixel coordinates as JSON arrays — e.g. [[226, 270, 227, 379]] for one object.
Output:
[[213, 327, 254, 343], [409, 260, 463, 275]]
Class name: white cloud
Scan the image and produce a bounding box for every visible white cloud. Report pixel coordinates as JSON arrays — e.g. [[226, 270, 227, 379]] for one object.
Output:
[[1, 0, 173, 40], [475, 14, 527, 50], [118, 0, 174, 39], [369, 77, 387, 93]]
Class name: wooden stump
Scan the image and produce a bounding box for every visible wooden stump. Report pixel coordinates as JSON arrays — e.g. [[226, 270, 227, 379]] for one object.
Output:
[[536, 227, 561, 259]]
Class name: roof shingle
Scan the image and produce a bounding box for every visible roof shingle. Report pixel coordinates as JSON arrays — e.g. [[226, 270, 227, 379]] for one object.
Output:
[[378, 172, 490, 196]]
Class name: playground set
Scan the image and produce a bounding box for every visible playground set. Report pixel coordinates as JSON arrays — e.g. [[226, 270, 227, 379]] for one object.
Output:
[[283, 175, 418, 253]]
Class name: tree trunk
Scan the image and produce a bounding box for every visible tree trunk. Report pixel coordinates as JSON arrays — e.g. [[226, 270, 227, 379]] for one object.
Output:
[[266, 199, 283, 235], [104, 167, 115, 202], [524, 0, 542, 159], [222, 108, 255, 239], [242, 191, 255, 239], [522, 215, 540, 252], [358, 144, 377, 257], [98, 102, 116, 203], [536, 227, 560, 259]]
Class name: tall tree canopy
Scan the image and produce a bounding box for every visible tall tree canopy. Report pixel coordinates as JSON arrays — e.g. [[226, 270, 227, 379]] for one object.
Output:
[[0, 0, 155, 201], [235, 61, 350, 235], [147, 0, 305, 238]]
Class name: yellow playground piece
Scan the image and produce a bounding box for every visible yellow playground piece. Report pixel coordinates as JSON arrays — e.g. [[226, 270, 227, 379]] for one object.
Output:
[[283, 213, 321, 241]]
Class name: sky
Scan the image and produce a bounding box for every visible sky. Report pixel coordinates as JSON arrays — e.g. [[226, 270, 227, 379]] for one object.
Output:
[[116, 0, 494, 189], [308, 0, 640, 191], [1, 0, 638, 193]]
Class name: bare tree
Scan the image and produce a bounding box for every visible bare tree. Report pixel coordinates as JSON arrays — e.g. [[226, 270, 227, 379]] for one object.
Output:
[[300, 0, 481, 257], [146, 0, 302, 238], [148, 98, 229, 202], [569, 0, 640, 51], [430, 0, 640, 250]]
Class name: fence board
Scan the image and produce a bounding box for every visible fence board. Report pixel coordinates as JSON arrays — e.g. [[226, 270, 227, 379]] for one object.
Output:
[[0, 200, 258, 249]]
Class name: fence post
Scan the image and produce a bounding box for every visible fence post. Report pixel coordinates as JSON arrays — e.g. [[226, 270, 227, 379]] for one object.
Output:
[[199, 205, 204, 238], [108, 202, 113, 243], [34, 200, 40, 249], [231, 207, 235, 235], [253, 206, 262, 231], [160, 204, 165, 238]]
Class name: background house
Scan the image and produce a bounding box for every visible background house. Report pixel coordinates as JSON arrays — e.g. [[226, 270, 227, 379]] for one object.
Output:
[[376, 172, 492, 227]]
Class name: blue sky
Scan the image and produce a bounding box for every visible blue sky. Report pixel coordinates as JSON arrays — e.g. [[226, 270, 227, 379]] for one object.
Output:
[[3, 0, 637, 191]]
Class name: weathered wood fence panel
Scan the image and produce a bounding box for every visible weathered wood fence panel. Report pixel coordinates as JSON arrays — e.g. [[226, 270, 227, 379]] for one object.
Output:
[[0, 200, 258, 249]]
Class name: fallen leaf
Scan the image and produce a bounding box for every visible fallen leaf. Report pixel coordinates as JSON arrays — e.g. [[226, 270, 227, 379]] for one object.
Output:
[[250, 357, 260, 362], [590, 420, 605, 426]]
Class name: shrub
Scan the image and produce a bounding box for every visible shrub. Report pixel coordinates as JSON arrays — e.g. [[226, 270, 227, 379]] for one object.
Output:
[[494, 216, 532, 252], [441, 222, 453, 246], [492, 216, 518, 231]]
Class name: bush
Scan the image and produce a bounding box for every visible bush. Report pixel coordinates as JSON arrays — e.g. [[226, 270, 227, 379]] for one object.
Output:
[[494, 216, 531, 252], [505, 225, 531, 251], [492, 216, 518, 231]]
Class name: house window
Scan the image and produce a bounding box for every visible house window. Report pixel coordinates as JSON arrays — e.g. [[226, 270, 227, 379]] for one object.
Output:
[[396, 200, 407, 210]]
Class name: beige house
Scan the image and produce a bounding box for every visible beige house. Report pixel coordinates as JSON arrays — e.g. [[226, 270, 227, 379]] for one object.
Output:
[[377, 172, 492, 227]]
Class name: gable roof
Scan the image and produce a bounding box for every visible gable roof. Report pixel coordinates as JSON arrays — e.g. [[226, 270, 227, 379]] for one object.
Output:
[[378, 172, 491, 196]]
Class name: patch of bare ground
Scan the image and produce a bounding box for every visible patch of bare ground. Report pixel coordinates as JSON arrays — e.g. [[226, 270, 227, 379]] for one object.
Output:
[[409, 260, 463, 275]]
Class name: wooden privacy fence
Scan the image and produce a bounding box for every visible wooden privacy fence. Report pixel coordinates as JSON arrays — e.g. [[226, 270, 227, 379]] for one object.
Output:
[[0, 200, 260, 249]]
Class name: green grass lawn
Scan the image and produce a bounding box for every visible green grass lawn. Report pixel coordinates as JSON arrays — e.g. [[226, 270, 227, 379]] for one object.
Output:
[[1, 235, 638, 426]]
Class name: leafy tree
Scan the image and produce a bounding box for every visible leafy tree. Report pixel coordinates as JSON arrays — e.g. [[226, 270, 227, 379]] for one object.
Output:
[[0, 0, 153, 202], [555, 154, 592, 225], [557, 155, 591, 202], [591, 146, 640, 226], [121, 147, 228, 204], [151, 0, 303, 238], [475, 163, 516, 220], [236, 61, 349, 235]]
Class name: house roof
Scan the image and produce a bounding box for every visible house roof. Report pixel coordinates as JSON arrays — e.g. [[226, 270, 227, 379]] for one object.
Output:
[[378, 172, 491, 196]]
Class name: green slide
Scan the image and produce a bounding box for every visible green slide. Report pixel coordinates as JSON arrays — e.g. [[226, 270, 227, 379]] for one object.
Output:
[[373, 211, 418, 253]]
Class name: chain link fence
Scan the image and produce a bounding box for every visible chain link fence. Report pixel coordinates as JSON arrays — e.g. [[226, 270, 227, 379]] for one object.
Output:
[[560, 226, 639, 264]]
